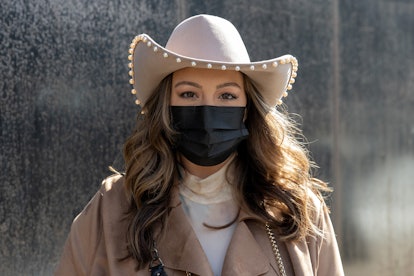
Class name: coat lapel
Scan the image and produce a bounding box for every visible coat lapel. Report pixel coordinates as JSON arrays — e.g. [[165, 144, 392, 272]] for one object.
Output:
[[155, 188, 289, 275], [156, 189, 214, 276], [221, 219, 270, 275]]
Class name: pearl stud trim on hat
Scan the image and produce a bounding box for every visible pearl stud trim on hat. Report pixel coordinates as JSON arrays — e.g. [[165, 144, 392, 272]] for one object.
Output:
[[127, 15, 299, 107], [128, 34, 299, 106]]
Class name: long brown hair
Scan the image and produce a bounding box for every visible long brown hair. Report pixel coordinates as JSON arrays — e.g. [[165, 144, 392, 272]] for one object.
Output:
[[123, 75, 177, 268], [236, 78, 330, 239], [123, 73, 330, 268]]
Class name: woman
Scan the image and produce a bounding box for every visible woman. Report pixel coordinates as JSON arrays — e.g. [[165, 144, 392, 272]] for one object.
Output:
[[56, 14, 344, 275]]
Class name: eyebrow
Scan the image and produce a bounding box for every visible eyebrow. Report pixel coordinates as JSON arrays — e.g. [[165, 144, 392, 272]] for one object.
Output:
[[216, 82, 242, 89], [174, 81, 202, 89], [174, 81, 242, 90]]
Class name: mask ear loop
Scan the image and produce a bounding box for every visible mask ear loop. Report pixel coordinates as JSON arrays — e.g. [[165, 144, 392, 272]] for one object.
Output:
[[176, 154, 184, 181], [243, 107, 248, 122], [169, 105, 184, 176]]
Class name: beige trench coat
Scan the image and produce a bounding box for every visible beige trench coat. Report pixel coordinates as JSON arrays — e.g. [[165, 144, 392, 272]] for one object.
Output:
[[55, 175, 344, 276]]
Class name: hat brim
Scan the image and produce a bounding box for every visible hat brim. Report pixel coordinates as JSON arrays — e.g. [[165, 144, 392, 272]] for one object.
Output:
[[128, 34, 298, 107]]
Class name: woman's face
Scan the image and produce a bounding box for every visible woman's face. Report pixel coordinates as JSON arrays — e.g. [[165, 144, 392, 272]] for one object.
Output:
[[170, 68, 247, 107]]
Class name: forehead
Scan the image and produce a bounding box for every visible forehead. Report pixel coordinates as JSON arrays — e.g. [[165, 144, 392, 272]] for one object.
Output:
[[172, 67, 244, 84]]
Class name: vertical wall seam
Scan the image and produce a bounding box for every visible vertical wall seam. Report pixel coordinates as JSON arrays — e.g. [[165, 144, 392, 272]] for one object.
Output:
[[331, 0, 343, 250]]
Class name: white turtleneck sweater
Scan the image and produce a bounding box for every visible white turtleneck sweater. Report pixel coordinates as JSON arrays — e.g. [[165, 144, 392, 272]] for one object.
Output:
[[178, 159, 239, 276]]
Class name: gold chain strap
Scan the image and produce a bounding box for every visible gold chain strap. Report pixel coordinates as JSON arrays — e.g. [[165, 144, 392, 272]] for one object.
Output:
[[265, 223, 287, 276]]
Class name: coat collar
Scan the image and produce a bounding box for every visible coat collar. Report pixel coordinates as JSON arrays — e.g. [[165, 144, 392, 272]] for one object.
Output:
[[155, 187, 271, 275], [221, 217, 270, 275]]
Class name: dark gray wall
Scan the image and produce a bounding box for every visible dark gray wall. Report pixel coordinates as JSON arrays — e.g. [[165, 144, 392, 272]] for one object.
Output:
[[1, 0, 413, 275]]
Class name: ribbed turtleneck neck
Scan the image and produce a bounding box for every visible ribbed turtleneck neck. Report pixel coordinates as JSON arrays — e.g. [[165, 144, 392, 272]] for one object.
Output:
[[179, 156, 235, 204], [178, 156, 239, 276]]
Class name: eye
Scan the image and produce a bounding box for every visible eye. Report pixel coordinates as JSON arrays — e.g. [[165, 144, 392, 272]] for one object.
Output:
[[219, 92, 238, 100], [179, 91, 198, 98]]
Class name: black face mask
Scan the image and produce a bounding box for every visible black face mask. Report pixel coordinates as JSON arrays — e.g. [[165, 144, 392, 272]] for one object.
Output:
[[170, 105, 249, 166]]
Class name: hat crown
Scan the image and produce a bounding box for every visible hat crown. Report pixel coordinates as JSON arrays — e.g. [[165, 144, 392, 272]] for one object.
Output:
[[166, 14, 251, 63]]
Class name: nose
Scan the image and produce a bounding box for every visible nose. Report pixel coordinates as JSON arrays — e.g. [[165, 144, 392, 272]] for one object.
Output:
[[199, 90, 215, 106]]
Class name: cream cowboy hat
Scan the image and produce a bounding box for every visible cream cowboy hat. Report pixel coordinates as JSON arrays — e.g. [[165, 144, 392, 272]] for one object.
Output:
[[128, 14, 298, 107]]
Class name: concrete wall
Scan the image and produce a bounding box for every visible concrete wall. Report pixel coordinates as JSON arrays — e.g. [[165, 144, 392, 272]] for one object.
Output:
[[1, 0, 413, 275]]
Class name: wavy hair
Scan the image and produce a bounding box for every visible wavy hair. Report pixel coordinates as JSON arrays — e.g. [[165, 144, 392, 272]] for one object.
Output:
[[236, 78, 331, 239], [122, 73, 330, 268]]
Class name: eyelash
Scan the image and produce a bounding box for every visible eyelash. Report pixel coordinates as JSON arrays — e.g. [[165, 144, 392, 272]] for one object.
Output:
[[178, 91, 238, 100], [179, 91, 197, 98], [219, 92, 238, 100]]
